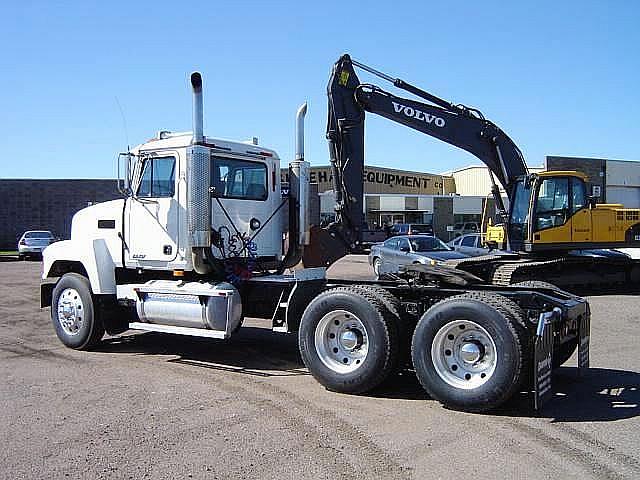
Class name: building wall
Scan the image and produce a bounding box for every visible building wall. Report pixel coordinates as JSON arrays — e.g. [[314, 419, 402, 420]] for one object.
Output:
[[606, 160, 640, 208], [0, 179, 119, 249], [433, 197, 454, 240]]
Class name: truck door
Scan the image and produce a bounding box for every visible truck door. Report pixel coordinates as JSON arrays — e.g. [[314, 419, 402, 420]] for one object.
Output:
[[126, 154, 179, 265], [570, 177, 591, 242]]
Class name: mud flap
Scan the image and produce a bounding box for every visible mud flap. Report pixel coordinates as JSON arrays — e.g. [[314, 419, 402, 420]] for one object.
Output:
[[533, 309, 557, 411], [578, 313, 590, 375]]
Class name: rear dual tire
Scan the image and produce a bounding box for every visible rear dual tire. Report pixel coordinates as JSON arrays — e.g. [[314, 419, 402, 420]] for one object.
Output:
[[299, 286, 399, 394], [512, 280, 578, 367], [412, 293, 527, 412]]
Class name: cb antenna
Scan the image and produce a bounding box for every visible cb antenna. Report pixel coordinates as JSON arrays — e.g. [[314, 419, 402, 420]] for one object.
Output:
[[115, 96, 130, 152]]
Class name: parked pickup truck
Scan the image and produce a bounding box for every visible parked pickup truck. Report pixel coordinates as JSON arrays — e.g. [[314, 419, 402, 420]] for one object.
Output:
[[360, 229, 387, 251]]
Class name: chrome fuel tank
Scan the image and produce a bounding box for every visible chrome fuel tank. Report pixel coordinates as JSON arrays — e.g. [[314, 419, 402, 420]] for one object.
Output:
[[134, 280, 242, 335]]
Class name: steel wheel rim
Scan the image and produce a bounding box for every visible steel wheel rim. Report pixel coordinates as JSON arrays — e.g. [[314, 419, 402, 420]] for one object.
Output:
[[57, 288, 85, 336], [315, 309, 369, 373], [431, 320, 497, 389]]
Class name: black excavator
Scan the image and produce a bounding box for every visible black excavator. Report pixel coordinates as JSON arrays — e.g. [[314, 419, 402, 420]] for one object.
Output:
[[304, 54, 640, 291]]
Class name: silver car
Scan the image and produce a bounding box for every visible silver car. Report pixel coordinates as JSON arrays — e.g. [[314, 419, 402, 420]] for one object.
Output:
[[447, 233, 489, 256], [18, 230, 55, 259], [369, 235, 467, 277]]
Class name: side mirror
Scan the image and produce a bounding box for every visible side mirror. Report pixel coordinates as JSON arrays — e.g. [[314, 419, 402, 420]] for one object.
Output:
[[400, 245, 410, 253], [117, 152, 134, 196], [588, 195, 598, 208]]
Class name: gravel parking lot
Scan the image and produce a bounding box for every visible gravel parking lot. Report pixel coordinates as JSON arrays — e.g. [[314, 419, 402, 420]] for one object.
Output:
[[0, 257, 638, 479]]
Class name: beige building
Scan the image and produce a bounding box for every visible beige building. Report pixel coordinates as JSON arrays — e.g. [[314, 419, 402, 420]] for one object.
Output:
[[282, 165, 455, 196], [445, 164, 545, 197]]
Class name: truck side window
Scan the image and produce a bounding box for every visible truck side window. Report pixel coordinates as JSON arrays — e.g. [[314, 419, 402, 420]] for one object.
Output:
[[535, 177, 569, 231], [212, 156, 267, 201], [571, 177, 587, 214], [137, 156, 176, 198]]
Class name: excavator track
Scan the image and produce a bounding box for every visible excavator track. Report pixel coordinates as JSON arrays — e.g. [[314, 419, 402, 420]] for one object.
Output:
[[491, 257, 572, 286], [448, 253, 640, 292]]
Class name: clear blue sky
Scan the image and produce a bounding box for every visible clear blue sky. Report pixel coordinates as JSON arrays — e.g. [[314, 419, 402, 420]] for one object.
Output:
[[1, 1, 638, 179]]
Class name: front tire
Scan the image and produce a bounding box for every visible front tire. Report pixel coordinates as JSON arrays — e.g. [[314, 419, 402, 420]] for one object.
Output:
[[412, 294, 527, 412], [299, 286, 399, 394], [51, 273, 104, 350]]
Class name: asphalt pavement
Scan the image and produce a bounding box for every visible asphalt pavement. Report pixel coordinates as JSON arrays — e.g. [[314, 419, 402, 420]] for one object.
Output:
[[0, 258, 638, 479]]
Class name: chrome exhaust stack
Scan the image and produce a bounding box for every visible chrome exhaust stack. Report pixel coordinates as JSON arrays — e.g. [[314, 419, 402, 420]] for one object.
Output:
[[188, 72, 211, 273], [281, 103, 310, 270], [295, 103, 307, 161], [294, 103, 310, 246], [191, 72, 204, 144]]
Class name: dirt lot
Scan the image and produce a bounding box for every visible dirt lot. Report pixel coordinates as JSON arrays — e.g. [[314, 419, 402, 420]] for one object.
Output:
[[0, 257, 638, 479]]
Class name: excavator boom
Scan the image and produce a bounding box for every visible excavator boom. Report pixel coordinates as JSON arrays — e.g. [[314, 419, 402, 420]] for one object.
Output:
[[304, 54, 528, 267]]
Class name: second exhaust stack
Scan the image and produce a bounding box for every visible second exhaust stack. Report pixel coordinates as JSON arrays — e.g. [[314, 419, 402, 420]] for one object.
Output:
[[191, 72, 204, 143]]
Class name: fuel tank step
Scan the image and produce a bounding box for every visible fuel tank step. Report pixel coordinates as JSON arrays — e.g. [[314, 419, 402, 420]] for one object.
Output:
[[128, 322, 227, 339]]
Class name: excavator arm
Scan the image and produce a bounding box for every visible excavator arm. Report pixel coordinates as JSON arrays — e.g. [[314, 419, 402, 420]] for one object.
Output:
[[302, 54, 528, 267]]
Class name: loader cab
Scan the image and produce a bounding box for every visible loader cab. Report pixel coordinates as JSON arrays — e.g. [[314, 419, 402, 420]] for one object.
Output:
[[509, 172, 590, 252]]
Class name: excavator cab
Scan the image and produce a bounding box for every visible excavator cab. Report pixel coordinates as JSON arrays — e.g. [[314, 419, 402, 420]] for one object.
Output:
[[495, 171, 640, 253], [512, 172, 589, 252]]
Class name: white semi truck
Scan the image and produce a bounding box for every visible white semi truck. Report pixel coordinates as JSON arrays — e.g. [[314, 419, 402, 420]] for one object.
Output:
[[41, 59, 591, 412]]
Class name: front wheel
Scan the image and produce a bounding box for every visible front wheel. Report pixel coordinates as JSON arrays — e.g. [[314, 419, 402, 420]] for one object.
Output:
[[51, 273, 104, 350], [412, 294, 527, 412]]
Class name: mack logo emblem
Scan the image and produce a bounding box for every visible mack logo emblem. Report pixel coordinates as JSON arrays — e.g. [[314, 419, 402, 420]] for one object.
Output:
[[392, 101, 446, 127]]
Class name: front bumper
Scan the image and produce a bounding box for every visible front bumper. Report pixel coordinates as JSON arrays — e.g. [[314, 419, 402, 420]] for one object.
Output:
[[19, 246, 46, 254]]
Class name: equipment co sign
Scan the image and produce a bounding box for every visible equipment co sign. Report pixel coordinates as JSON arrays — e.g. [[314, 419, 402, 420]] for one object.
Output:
[[281, 166, 450, 195]]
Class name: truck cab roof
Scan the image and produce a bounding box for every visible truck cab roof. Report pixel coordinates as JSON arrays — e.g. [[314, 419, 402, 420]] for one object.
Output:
[[132, 132, 280, 160]]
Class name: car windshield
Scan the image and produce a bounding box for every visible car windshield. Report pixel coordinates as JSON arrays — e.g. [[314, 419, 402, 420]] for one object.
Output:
[[410, 237, 450, 252], [25, 231, 52, 238]]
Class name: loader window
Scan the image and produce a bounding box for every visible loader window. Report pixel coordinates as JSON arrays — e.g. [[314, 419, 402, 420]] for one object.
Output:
[[137, 156, 176, 198], [534, 177, 569, 231], [211, 156, 267, 201]]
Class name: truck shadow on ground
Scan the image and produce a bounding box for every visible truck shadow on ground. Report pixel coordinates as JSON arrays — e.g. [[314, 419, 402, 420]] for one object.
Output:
[[97, 328, 638, 422], [98, 326, 306, 377], [499, 367, 640, 422]]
